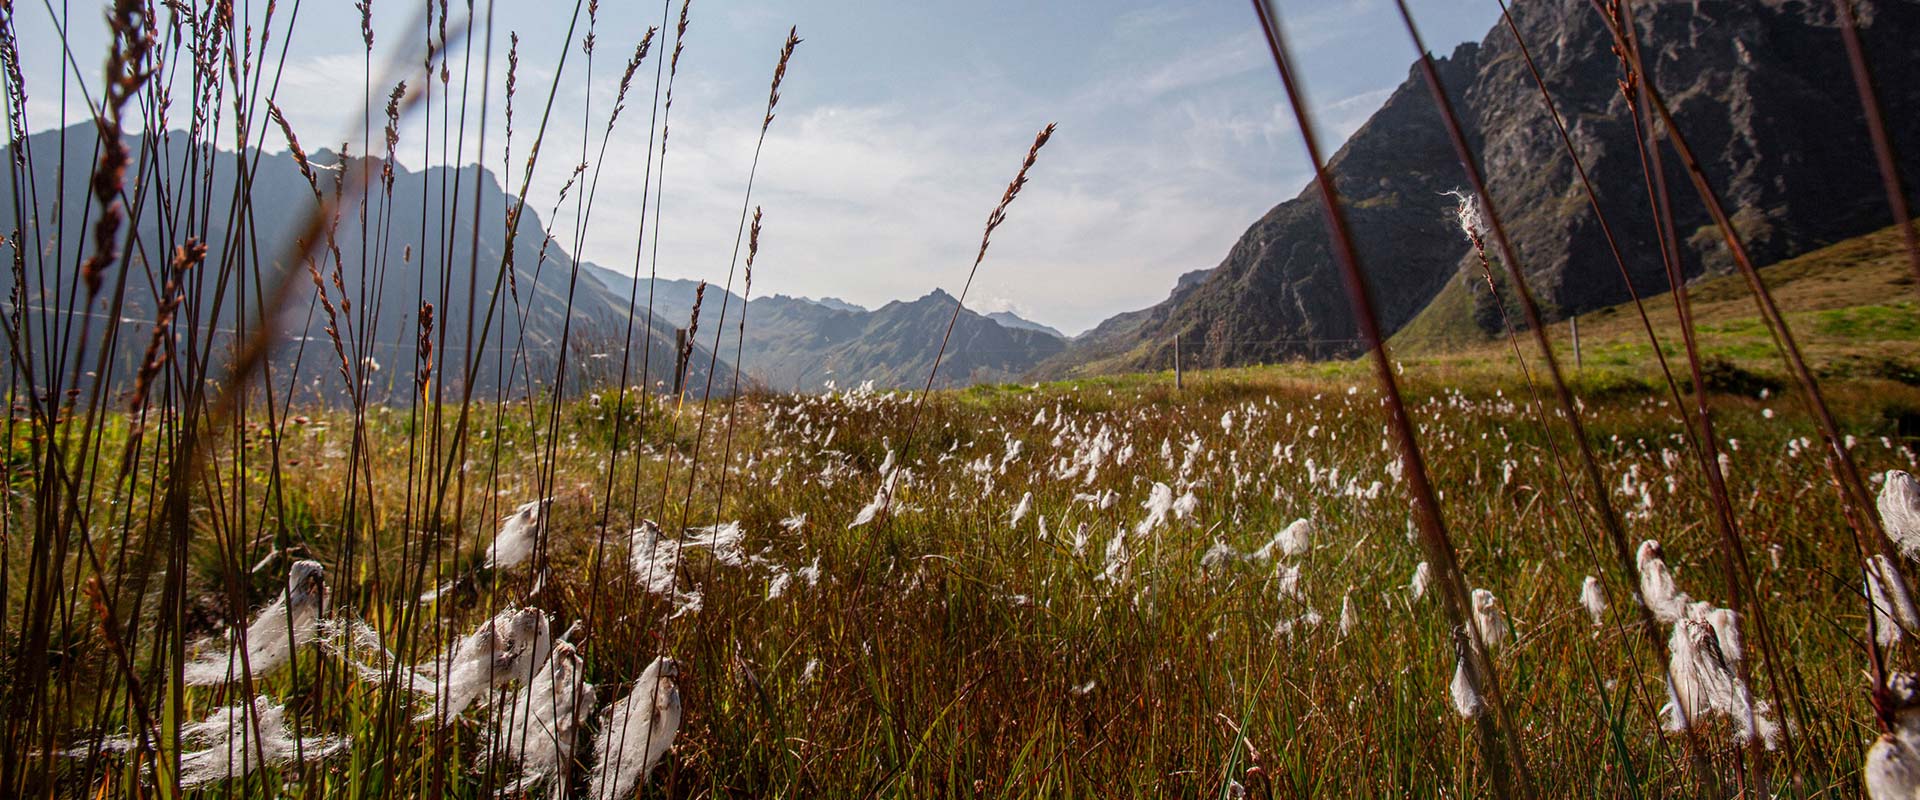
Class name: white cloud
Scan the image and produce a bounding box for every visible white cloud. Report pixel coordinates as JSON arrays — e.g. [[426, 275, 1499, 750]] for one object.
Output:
[[10, 0, 1499, 336]]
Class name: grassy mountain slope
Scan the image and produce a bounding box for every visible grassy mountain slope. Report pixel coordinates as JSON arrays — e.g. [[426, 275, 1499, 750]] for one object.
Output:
[[1393, 220, 1920, 382]]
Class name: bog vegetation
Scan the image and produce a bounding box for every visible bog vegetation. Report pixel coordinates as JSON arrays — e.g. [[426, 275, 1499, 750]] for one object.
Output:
[[5, 0, 1920, 798]]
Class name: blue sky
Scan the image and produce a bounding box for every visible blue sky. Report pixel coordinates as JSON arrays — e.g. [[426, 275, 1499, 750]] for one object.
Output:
[[16, 0, 1500, 334]]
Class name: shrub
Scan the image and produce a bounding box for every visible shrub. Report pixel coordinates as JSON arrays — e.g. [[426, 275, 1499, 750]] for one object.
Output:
[[1681, 356, 1784, 398]]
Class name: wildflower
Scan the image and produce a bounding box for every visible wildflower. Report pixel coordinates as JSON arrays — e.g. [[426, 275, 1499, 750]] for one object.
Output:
[[1662, 617, 1779, 749], [1011, 492, 1032, 527], [669, 588, 705, 620], [1135, 482, 1174, 536], [68, 696, 348, 786], [1101, 529, 1130, 584], [588, 657, 684, 800], [685, 521, 748, 566], [1275, 564, 1303, 600], [1172, 489, 1199, 520], [1449, 635, 1482, 720], [1882, 470, 1920, 558], [410, 607, 553, 724], [1409, 562, 1431, 602], [175, 697, 348, 786], [766, 569, 793, 601], [1277, 518, 1311, 558], [1472, 588, 1509, 651], [1636, 540, 1691, 623], [1445, 188, 1487, 243], [1200, 540, 1241, 572], [1339, 591, 1356, 637], [484, 498, 549, 571], [1697, 604, 1742, 665], [780, 513, 807, 532], [848, 469, 900, 529], [1870, 554, 1920, 648], [1450, 657, 1481, 719], [1580, 575, 1607, 626], [493, 641, 596, 794], [1866, 672, 1920, 800], [183, 560, 328, 685], [628, 521, 684, 596]]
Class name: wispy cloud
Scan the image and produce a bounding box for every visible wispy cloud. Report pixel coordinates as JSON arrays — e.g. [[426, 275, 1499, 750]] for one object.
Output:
[[12, 0, 1498, 335]]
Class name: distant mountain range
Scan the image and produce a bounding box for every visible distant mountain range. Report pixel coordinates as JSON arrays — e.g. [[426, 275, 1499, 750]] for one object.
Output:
[[808, 296, 867, 314], [0, 123, 1081, 402], [0, 124, 737, 405], [577, 266, 1066, 392], [1035, 0, 1920, 378], [984, 311, 1065, 339]]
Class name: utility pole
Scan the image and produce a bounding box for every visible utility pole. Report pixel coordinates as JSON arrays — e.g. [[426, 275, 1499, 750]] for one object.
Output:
[[1174, 333, 1183, 391], [1569, 316, 1582, 370]]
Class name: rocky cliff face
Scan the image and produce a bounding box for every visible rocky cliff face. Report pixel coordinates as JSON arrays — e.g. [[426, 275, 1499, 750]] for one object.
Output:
[[1036, 0, 1920, 378]]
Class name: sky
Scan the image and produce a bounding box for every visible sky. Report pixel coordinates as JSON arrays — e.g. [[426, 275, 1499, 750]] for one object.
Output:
[[14, 0, 1501, 335]]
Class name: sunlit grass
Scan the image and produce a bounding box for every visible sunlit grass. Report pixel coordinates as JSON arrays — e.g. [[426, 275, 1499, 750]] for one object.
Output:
[[21, 365, 1920, 795]]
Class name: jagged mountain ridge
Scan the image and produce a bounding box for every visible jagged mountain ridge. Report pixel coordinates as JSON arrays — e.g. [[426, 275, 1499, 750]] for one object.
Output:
[[1035, 0, 1920, 378], [578, 264, 1067, 392], [0, 124, 728, 404], [985, 311, 1066, 339]]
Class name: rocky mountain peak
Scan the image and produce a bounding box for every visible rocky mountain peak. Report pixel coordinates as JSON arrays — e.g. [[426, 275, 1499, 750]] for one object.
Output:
[[1035, 0, 1920, 379]]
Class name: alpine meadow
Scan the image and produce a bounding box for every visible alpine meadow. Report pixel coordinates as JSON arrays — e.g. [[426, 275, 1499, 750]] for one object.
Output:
[[9, 0, 1920, 798]]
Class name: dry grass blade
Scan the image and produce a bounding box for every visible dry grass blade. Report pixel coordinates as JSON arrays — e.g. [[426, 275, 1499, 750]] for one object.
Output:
[[764, 28, 800, 134], [879, 122, 1056, 531], [78, 0, 154, 298], [1399, 0, 1696, 753], [926, 123, 1055, 397], [1595, 0, 1909, 755], [1829, 0, 1920, 298], [1251, 1, 1529, 794]]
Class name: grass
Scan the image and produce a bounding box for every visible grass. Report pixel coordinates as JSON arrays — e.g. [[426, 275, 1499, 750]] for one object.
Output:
[[7, 0, 1920, 797], [18, 365, 1920, 795]]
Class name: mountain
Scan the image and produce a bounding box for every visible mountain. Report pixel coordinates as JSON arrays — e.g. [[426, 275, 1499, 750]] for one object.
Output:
[[0, 124, 728, 405], [809, 296, 867, 313], [576, 267, 750, 337], [985, 311, 1066, 339], [573, 265, 1066, 391], [745, 288, 1066, 391], [1036, 0, 1920, 378], [1031, 269, 1210, 374]]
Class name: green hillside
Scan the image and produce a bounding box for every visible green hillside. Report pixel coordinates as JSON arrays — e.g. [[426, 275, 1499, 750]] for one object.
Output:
[[1395, 220, 1920, 384]]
